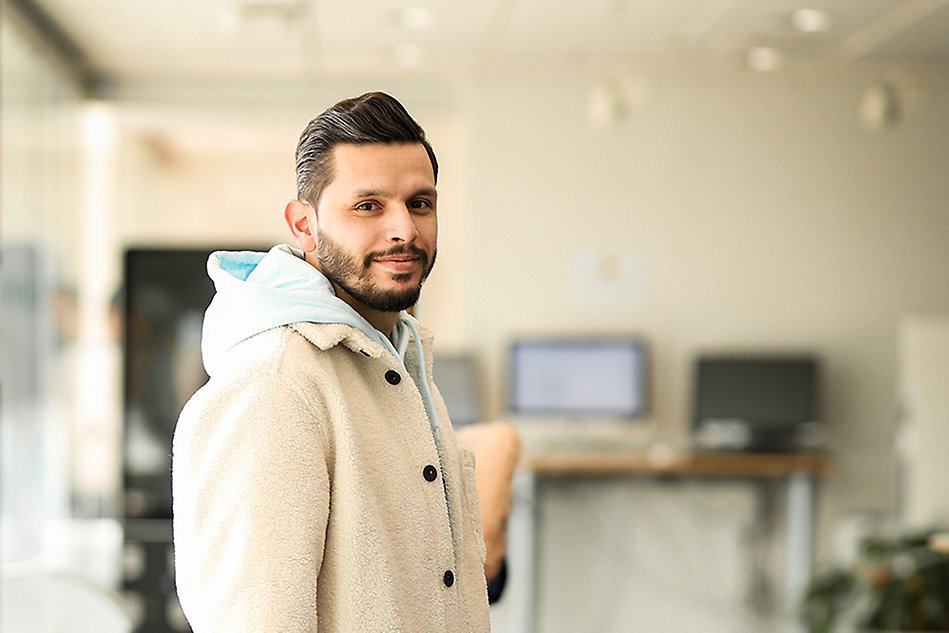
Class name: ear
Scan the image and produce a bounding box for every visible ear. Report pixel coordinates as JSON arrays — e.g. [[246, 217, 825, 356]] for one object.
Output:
[[285, 199, 317, 252]]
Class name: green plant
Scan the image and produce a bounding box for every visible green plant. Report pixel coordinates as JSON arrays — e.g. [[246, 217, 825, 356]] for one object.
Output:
[[800, 529, 949, 632]]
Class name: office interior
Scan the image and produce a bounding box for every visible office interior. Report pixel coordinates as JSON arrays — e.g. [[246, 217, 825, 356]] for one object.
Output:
[[2, 0, 949, 631]]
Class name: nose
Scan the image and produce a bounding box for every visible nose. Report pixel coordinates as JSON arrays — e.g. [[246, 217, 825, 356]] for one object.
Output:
[[386, 206, 419, 243]]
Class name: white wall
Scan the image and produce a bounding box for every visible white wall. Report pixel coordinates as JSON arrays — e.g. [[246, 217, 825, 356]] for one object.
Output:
[[454, 69, 949, 514]]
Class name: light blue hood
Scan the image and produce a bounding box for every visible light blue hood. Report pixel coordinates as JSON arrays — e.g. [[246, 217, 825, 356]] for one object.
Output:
[[201, 244, 406, 377]]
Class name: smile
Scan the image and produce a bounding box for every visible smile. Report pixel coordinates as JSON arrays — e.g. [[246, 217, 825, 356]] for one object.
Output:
[[373, 256, 420, 273]]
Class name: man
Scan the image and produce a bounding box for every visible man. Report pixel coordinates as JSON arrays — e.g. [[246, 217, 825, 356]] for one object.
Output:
[[172, 92, 493, 631]]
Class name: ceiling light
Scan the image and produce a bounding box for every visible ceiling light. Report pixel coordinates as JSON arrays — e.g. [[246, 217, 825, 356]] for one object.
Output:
[[400, 6, 435, 31], [238, 0, 307, 22], [746, 46, 785, 72], [791, 8, 832, 33], [859, 82, 900, 131], [587, 82, 626, 128]]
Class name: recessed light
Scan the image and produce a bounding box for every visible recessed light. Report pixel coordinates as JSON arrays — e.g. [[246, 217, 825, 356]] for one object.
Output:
[[587, 82, 626, 128], [746, 46, 785, 72], [791, 8, 832, 33], [400, 6, 435, 31], [859, 82, 900, 131]]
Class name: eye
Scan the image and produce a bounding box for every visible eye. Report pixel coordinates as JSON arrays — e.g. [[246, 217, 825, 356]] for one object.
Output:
[[408, 198, 435, 212], [355, 201, 380, 212]]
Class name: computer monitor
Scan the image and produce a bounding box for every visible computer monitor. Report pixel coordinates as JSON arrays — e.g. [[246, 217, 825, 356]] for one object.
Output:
[[691, 355, 819, 451], [508, 338, 648, 419]]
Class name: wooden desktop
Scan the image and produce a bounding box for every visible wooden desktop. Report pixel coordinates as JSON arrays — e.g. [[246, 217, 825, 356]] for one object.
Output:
[[525, 448, 833, 477]]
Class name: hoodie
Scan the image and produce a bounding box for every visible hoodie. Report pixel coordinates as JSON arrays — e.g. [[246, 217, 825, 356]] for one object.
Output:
[[203, 244, 401, 374], [202, 243, 441, 440]]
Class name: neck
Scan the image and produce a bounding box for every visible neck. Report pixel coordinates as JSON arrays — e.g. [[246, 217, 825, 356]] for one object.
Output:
[[331, 283, 401, 336]]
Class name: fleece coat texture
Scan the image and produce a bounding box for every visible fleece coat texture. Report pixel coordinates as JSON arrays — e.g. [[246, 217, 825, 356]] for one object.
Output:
[[172, 246, 490, 632]]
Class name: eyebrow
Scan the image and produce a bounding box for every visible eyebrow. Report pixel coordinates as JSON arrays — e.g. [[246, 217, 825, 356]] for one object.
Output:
[[352, 187, 437, 199]]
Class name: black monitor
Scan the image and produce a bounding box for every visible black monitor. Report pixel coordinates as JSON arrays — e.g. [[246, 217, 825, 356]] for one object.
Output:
[[508, 338, 648, 419], [692, 355, 819, 451]]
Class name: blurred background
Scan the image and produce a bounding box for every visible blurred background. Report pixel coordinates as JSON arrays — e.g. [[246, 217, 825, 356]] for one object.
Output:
[[2, 0, 949, 631]]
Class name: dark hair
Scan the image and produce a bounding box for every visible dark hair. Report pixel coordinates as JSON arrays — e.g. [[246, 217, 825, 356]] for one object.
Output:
[[294, 91, 438, 205]]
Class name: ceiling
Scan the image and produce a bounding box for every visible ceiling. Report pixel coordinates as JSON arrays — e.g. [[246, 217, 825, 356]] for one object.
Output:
[[9, 0, 949, 154], [20, 0, 949, 89]]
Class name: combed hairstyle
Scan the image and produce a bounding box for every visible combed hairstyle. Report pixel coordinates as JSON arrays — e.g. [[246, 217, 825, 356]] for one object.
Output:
[[294, 91, 438, 205]]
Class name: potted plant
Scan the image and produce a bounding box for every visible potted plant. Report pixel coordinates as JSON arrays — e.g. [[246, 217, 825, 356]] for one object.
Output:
[[800, 528, 949, 632]]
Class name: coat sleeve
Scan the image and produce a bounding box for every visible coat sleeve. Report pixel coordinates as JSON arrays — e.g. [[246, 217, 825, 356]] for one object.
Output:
[[172, 372, 330, 632]]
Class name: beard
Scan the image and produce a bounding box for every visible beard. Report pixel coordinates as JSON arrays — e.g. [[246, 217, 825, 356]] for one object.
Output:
[[316, 230, 436, 313]]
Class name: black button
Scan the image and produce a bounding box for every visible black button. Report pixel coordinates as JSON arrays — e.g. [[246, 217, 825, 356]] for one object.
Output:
[[443, 570, 454, 587], [423, 465, 438, 482], [384, 370, 401, 385]]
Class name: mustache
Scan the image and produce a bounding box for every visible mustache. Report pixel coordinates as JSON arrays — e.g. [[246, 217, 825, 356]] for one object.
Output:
[[362, 245, 429, 269]]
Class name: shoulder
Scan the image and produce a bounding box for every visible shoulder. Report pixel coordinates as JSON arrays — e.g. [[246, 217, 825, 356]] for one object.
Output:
[[177, 321, 383, 431], [205, 322, 377, 384], [177, 327, 322, 438]]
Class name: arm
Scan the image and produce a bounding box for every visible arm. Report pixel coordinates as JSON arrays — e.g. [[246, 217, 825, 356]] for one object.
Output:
[[172, 374, 330, 632], [454, 420, 521, 583]]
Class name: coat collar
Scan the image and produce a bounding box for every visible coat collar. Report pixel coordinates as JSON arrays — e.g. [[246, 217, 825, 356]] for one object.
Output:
[[288, 322, 387, 358], [287, 316, 434, 361]]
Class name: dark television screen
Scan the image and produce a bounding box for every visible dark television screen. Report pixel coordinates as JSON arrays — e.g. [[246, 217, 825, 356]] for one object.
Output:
[[122, 247, 260, 518], [692, 356, 818, 429], [508, 338, 648, 418]]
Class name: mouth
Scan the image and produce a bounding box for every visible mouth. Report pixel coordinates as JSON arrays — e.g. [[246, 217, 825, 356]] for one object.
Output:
[[373, 255, 421, 273], [368, 245, 429, 273]]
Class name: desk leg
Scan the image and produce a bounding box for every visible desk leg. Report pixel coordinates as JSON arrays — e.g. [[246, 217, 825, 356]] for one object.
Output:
[[786, 472, 815, 633], [507, 470, 537, 633]]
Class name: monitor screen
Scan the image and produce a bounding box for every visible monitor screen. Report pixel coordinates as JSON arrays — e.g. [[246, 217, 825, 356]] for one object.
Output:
[[508, 339, 648, 418], [692, 355, 818, 429]]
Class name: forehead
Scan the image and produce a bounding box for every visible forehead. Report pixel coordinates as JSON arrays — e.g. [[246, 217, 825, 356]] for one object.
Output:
[[328, 143, 434, 186]]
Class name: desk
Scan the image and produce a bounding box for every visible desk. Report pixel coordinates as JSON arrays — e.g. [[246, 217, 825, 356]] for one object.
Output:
[[506, 450, 834, 633]]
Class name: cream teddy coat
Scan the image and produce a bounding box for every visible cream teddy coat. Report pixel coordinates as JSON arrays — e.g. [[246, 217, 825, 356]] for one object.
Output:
[[172, 246, 490, 632]]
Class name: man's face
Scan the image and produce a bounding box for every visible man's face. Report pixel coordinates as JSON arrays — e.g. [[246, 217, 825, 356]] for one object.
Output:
[[312, 143, 437, 315]]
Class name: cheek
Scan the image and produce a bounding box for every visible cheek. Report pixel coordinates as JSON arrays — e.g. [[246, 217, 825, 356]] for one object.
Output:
[[334, 223, 376, 253], [419, 216, 438, 246]]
